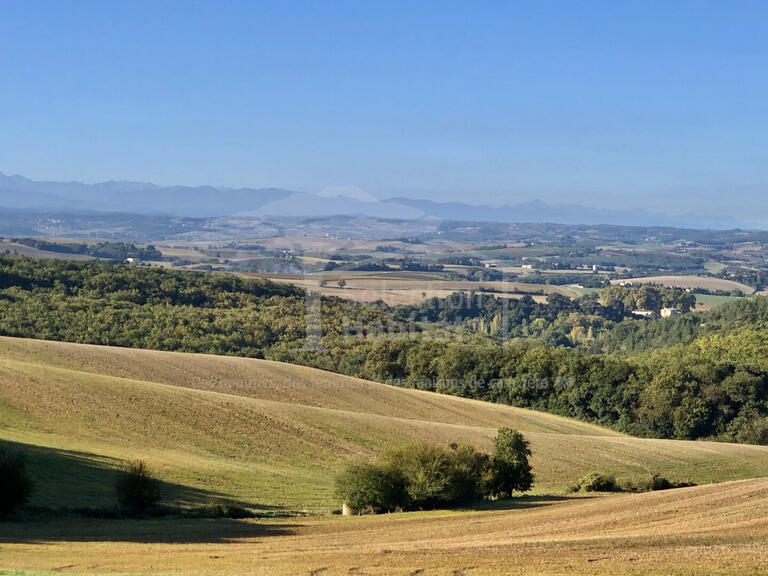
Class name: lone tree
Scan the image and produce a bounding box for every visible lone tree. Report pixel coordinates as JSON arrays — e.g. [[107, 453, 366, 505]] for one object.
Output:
[[115, 460, 162, 514], [0, 447, 34, 518], [486, 427, 534, 498]]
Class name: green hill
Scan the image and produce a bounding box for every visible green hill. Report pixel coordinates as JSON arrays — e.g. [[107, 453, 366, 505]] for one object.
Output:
[[2, 336, 768, 513]]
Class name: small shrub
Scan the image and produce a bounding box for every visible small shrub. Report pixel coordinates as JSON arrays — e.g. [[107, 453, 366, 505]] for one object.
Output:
[[644, 473, 695, 491], [574, 471, 621, 492], [649, 473, 672, 491], [115, 460, 162, 514], [206, 501, 254, 519], [603, 473, 697, 493], [0, 448, 34, 518]]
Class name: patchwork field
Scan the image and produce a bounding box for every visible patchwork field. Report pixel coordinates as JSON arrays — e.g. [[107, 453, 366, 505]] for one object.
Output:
[[257, 272, 576, 305], [2, 336, 768, 575], [611, 275, 754, 295]]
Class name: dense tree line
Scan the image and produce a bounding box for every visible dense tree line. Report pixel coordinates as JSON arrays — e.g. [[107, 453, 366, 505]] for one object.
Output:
[[600, 284, 697, 313], [358, 330, 768, 443], [596, 294, 768, 353], [11, 239, 163, 261], [0, 256, 386, 356]]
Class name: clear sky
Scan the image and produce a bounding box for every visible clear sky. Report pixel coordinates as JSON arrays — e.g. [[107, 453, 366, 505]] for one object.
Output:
[[2, 1, 767, 215]]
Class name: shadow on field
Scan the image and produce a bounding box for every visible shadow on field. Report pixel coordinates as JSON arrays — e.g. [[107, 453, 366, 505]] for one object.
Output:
[[0, 517, 298, 544], [0, 439, 286, 515], [455, 494, 593, 512]]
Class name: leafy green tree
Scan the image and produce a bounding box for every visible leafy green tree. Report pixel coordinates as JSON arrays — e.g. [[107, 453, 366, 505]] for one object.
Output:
[[363, 339, 408, 381], [731, 414, 768, 445], [486, 428, 533, 497], [635, 285, 663, 312]]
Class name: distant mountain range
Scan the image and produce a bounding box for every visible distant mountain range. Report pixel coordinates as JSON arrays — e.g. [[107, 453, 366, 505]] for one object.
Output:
[[0, 172, 759, 229], [0, 172, 292, 218], [381, 197, 759, 229]]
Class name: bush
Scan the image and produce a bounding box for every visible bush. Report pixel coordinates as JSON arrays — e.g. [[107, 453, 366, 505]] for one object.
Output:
[[580, 472, 697, 493], [643, 472, 695, 491], [115, 460, 162, 514], [334, 462, 407, 513], [335, 429, 534, 514], [574, 471, 621, 492], [648, 473, 672, 491], [206, 500, 254, 518], [0, 448, 34, 517]]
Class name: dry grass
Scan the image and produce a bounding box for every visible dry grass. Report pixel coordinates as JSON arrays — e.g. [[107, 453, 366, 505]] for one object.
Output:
[[2, 478, 768, 575]]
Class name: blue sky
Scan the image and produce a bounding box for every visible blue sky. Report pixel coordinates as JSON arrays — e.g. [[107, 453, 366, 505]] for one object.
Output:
[[2, 1, 767, 215]]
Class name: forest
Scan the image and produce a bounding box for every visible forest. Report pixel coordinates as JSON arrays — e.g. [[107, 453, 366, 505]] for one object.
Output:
[[2, 255, 768, 445]]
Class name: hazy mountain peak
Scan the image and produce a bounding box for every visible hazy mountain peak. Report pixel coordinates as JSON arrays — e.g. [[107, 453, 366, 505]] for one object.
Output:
[[317, 185, 379, 203]]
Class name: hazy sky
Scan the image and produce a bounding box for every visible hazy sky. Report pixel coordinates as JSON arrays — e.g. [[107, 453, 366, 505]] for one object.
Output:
[[2, 1, 768, 215]]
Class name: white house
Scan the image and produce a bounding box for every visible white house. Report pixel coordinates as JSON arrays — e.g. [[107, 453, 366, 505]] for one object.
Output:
[[661, 307, 681, 317]]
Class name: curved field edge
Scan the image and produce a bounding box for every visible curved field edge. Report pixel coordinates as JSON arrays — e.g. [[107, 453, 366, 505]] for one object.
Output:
[[1, 336, 768, 512]]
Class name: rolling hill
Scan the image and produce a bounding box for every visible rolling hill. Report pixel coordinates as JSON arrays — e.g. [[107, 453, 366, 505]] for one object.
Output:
[[2, 336, 768, 514]]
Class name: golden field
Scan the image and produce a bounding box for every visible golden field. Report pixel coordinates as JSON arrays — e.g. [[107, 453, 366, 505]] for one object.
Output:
[[3, 478, 768, 575], [1, 336, 768, 575]]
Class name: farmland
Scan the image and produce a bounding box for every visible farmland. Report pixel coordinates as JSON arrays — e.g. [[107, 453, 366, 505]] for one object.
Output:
[[3, 478, 768, 575], [258, 271, 577, 305], [8, 335, 768, 510], [3, 337, 768, 575], [3, 229, 768, 575], [6, 221, 768, 309], [611, 275, 754, 295]]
